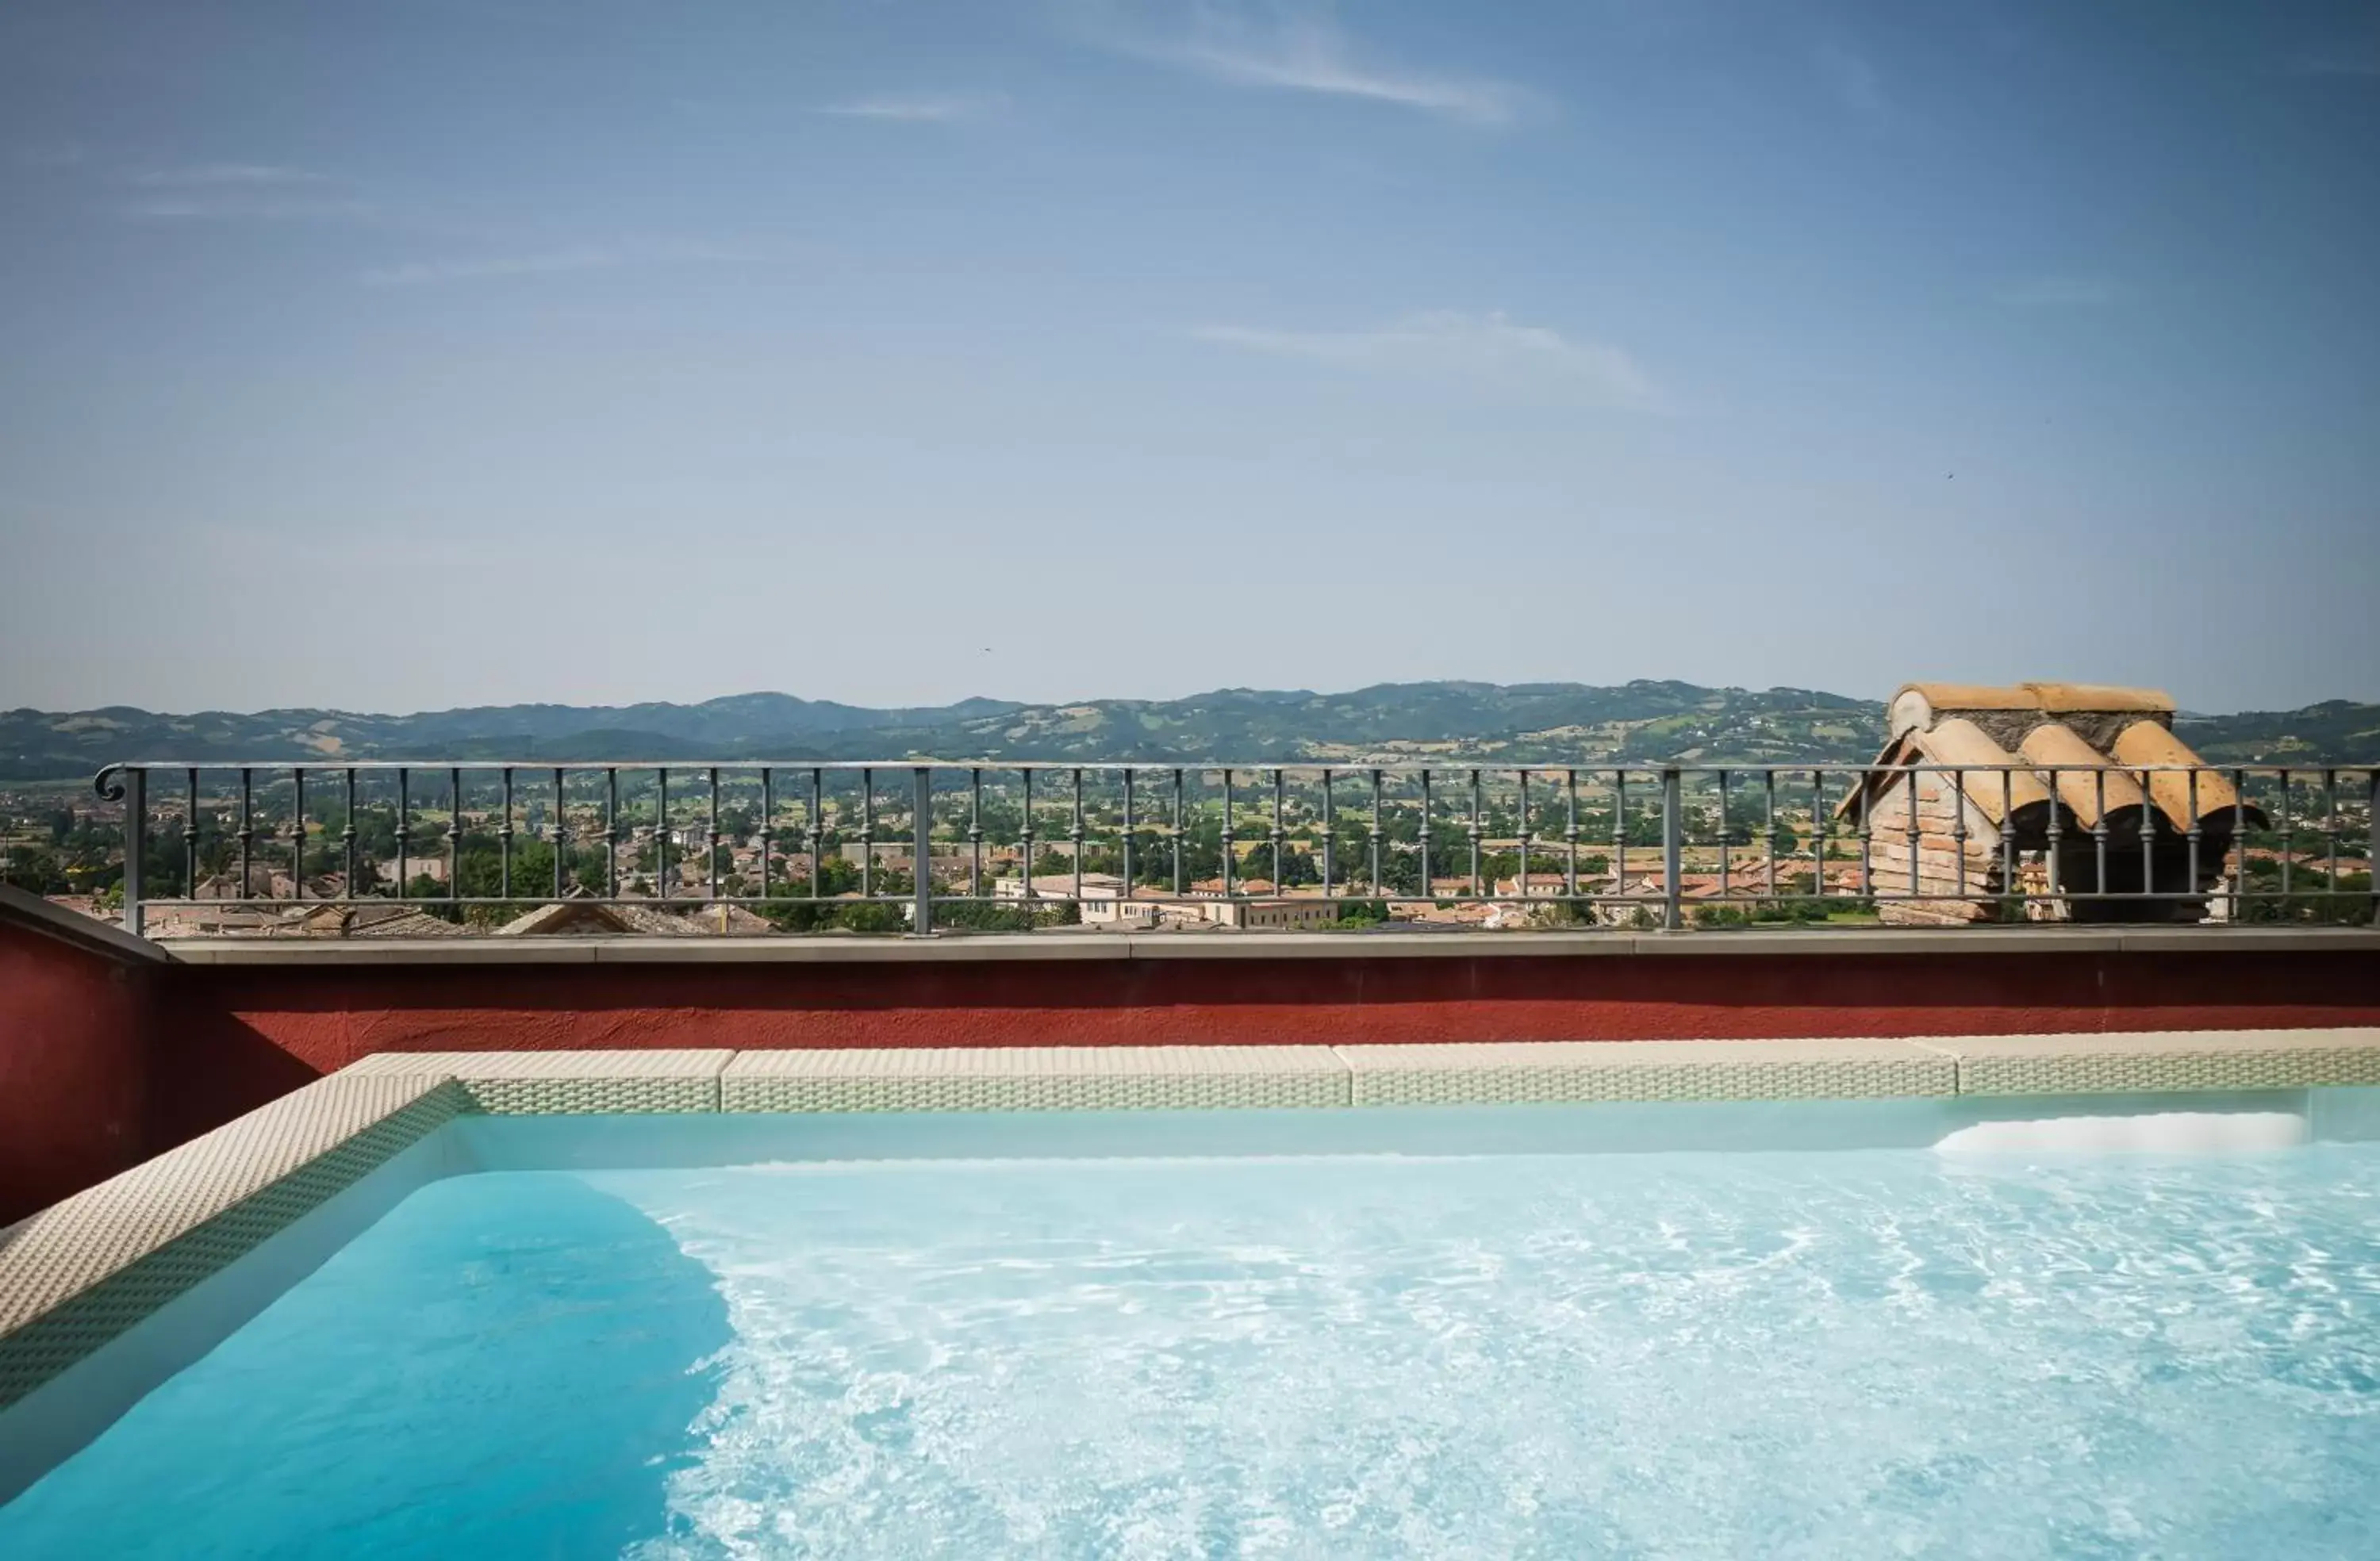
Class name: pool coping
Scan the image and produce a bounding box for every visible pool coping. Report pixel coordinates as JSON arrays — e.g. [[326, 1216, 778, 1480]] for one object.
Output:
[[6, 1028, 2380, 1420]]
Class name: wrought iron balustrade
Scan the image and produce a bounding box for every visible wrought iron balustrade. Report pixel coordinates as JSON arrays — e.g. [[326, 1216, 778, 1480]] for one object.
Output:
[[85, 759, 2378, 937]]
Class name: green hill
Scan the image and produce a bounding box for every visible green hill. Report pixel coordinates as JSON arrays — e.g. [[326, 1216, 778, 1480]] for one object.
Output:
[[4, 684, 2374, 779]]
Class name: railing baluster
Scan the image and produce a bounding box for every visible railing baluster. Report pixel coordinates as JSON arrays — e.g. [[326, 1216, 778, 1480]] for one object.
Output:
[[237, 767, 254, 900], [1361, 766, 1380, 895], [1998, 769, 2015, 917], [1660, 766, 1683, 930], [2231, 767, 2248, 917], [1019, 769, 1035, 907], [2044, 765, 2063, 906], [1071, 767, 1085, 903], [393, 769, 407, 900], [1564, 768, 1579, 899], [1172, 769, 1185, 896], [860, 768, 875, 900], [121, 767, 145, 936], [1270, 767, 1287, 895], [556, 767, 570, 901], [654, 768, 666, 903], [2092, 767, 2108, 900], [1319, 769, 1335, 900], [1944, 766, 1961, 903], [1761, 769, 1776, 907], [1814, 768, 1831, 904], [1858, 777, 1873, 913], [500, 766, 516, 901], [2139, 765, 2157, 901], [969, 768, 985, 899], [2367, 769, 2379, 923], [290, 766, 305, 904], [341, 769, 357, 899], [1371, 769, 1384, 896], [1467, 768, 1483, 898], [2324, 769, 2340, 895], [1716, 770, 1729, 903], [1615, 770, 1630, 901], [2185, 768, 2201, 915], [607, 769, 620, 898], [808, 769, 823, 901], [1418, 769, 1433, 899], [447, 765, 462, 908], [708, 766, 721, 901], [1123, 768, 1136, 908], [184, 767, 200, 903], [760, 767, 773, 900], [912, 766, 933, 936], [2278, 769, 2293, 904], [1222, 769, 1236, 898], [1903, 760, 1920, 902], [1517, 769, 1530, 901]]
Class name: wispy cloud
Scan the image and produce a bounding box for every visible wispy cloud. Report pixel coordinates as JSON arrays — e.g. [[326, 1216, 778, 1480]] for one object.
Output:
[[100, 162, 491, 236], [1813, 42, 1887, 128], [363, 247, 624, 287], [1104, 5, 1540, 125], [129, 163, 328, 188], [1194, 311, 1662, 405], [816, 94, 1009, 123], [361, 240, 778, 288], [112, 194, 386, 224], [1998, 275, 2123, 309]]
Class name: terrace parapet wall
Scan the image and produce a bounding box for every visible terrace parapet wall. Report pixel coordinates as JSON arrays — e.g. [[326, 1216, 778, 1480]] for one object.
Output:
[[7, 891, 2379, 1221]]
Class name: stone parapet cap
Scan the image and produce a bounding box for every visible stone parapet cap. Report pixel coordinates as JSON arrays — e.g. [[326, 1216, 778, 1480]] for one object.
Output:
[[149, 925, 2380, 965]]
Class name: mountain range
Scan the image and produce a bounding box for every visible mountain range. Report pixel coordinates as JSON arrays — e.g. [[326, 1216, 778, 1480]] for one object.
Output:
[[4, 683, 2375, 780]]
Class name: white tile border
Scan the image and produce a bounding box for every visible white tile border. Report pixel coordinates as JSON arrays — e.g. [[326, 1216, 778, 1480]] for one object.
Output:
[[722, 1046, 1350, 1112], [1, 1075, 465, 1410], [345, 1050, 732, 1114], [1338, 1039, 1956, 1107]]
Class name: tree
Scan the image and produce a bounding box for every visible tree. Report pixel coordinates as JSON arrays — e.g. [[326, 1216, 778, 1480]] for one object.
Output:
[[934, 901, 1037, 932], [2, 845, 71, 893], [836, 902, 904, 934]]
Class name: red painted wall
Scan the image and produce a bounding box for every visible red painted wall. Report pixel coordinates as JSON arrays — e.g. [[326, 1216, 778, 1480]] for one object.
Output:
[[159, 947, 2380, 1109], [0, 921, 152, 1225]]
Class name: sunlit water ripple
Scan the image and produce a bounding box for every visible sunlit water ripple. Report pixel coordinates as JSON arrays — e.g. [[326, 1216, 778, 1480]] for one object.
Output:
[[603, 1149, 2380, 1559]]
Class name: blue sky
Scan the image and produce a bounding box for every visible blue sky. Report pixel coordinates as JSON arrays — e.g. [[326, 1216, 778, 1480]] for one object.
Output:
[[2, 0, 2375, 715]]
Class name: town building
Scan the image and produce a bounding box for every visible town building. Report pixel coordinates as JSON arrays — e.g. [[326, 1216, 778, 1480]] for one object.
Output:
[[1836, 681, 2261, 924]]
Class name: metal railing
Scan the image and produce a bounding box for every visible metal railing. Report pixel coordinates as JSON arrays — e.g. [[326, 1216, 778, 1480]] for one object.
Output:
[[86, 760, 2378, 937]]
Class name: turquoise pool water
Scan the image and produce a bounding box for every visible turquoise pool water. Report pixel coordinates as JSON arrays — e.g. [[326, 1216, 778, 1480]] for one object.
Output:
[[6, 1137, 2380, 1557]]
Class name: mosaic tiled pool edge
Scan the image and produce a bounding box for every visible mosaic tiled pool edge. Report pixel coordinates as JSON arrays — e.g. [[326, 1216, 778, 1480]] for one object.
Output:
[[346, 1048, 734, 1114], [0, 1076, 468, 1411], [6, 1029, 2379, 1418]]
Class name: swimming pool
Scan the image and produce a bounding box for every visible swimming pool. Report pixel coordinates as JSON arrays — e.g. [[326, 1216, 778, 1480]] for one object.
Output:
[[6, 1109, 2380, 1559]]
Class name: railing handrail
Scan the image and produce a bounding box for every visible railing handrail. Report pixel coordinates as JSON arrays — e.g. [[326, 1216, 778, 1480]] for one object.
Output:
[[93, 758, 2372, 774]]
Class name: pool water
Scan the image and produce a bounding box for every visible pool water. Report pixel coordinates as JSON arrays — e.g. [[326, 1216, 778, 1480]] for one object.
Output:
[[6, 1141, 2380, 1558]]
